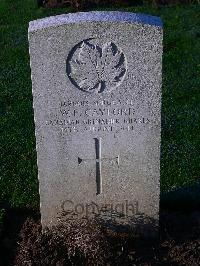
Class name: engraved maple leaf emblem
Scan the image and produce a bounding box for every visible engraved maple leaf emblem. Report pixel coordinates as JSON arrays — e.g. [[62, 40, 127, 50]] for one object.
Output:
[[67, 40, 127, 93]]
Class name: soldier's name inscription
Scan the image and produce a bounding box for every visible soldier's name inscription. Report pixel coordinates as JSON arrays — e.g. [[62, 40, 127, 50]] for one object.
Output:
[[46, 98, 151, 134]]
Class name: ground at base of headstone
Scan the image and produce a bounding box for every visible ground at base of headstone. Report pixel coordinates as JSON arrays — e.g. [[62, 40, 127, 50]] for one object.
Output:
[[0, 209, 200, 266]]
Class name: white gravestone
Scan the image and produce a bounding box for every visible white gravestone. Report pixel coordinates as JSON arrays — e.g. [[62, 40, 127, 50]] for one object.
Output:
[[29, 11, 163, 236]]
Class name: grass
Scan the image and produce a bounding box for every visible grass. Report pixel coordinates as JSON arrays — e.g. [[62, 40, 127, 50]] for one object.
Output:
[[0, 0, 200, 210]]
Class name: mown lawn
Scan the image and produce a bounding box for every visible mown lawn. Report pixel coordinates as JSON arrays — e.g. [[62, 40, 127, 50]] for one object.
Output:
[[0, 0, 199, 212]]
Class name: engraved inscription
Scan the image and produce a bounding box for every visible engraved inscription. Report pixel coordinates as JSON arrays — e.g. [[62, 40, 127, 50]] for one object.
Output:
[[67, 39, 127, 93], [46, 98, 151, 135]]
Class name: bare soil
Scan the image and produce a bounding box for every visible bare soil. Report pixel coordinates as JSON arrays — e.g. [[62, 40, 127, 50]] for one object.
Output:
[[0, 209, 200, 265]]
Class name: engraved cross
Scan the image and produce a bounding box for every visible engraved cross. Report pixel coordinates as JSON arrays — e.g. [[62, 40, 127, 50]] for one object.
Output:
[[78, 138, 119, 195]]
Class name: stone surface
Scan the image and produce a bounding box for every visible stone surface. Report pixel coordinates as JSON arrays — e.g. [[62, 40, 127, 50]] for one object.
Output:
[[29, 11, 163, 236]]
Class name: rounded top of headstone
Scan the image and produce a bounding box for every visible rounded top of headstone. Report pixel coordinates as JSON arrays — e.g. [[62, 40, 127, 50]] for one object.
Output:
[[29, 11, 163, 33]]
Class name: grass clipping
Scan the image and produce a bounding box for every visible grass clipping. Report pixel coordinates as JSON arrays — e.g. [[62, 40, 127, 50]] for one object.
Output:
[[14, 216, 110, 265]]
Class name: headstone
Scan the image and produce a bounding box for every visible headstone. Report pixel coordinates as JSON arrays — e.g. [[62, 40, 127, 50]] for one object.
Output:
[[29, 11, 163, 236]]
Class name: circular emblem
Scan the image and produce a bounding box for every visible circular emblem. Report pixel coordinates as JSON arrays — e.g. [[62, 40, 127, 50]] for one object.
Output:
[[66, 39, 127, 93]]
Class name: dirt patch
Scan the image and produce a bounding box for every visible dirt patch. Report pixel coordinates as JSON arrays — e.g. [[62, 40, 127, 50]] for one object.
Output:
[[14, 217, 110, 265], [0, 209, 200, 265]]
